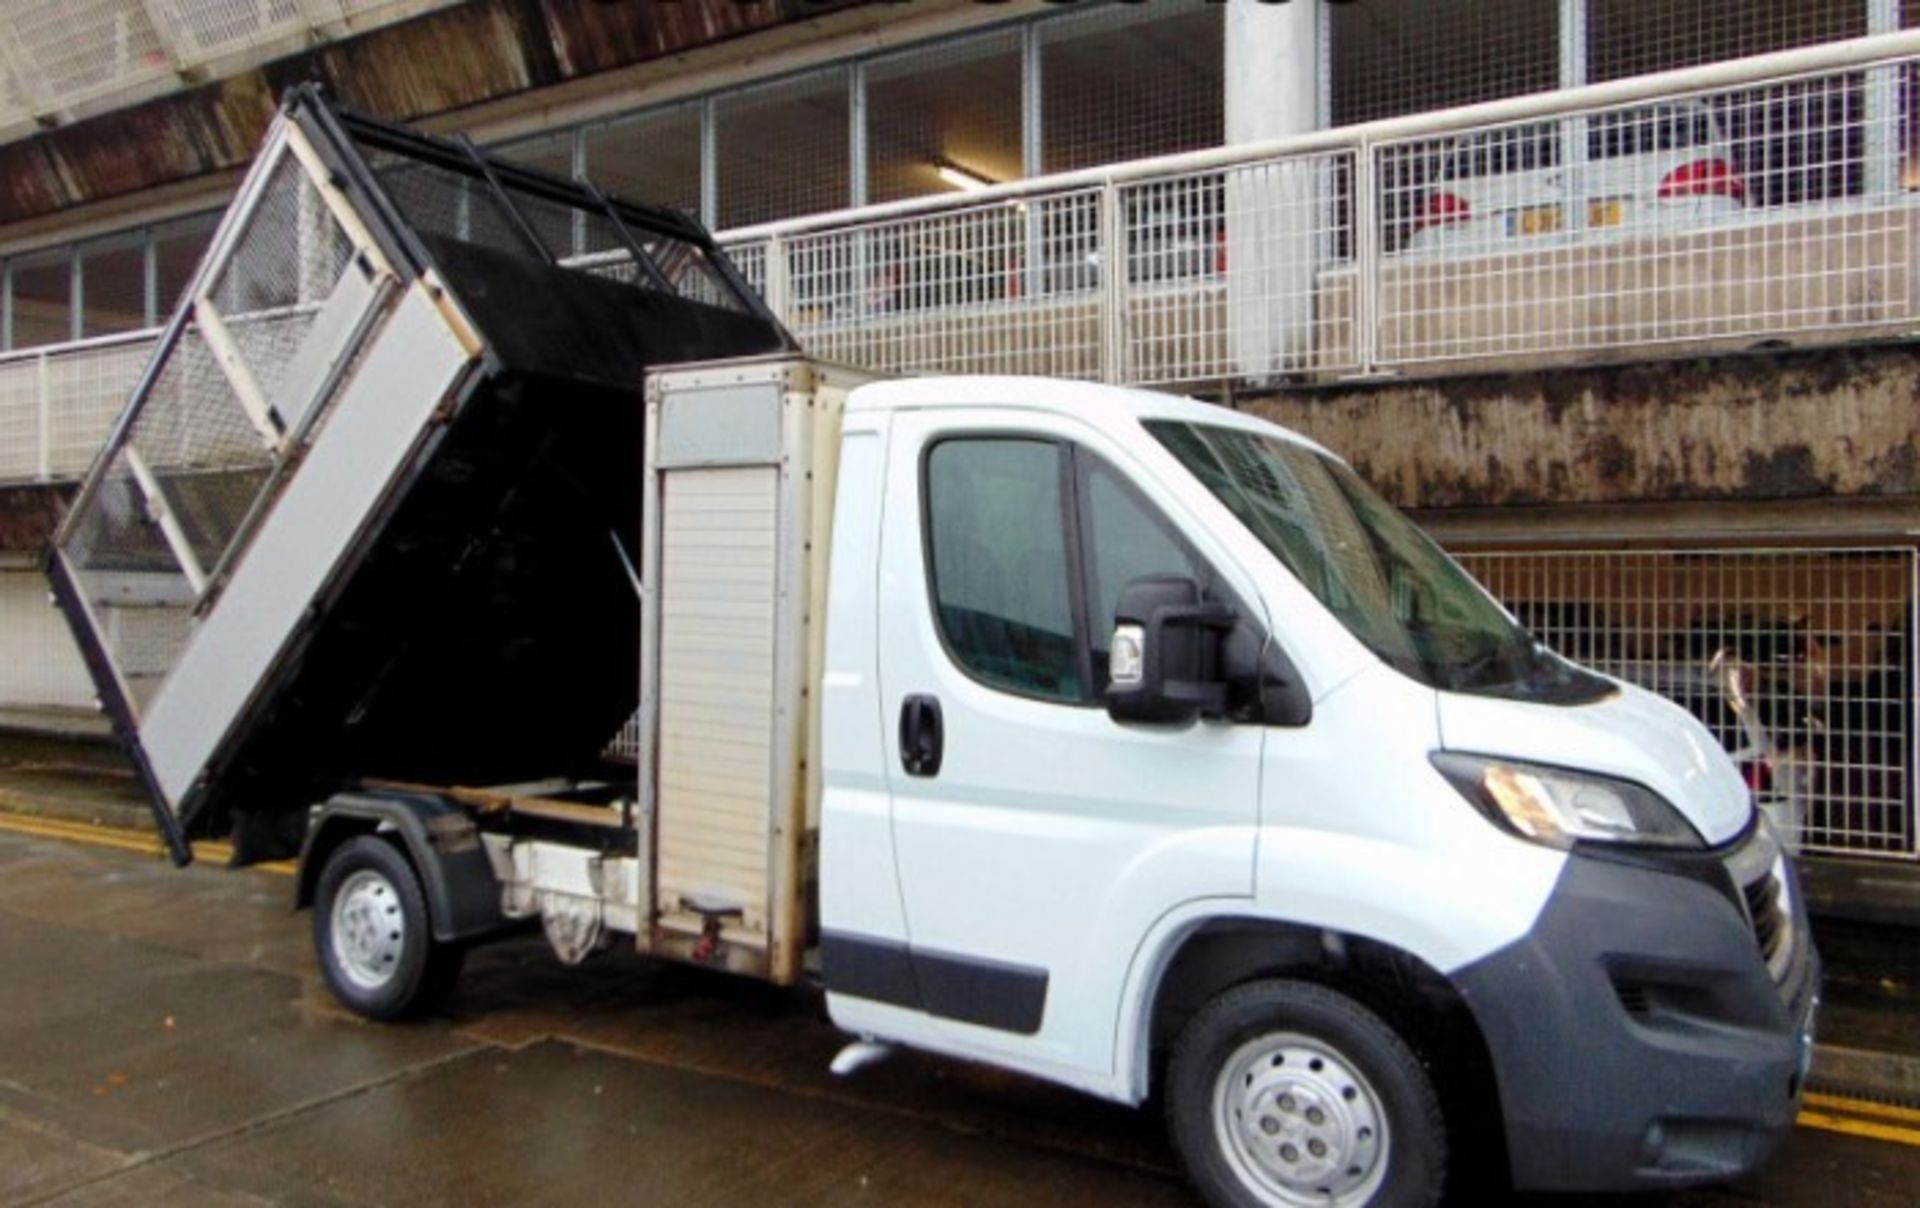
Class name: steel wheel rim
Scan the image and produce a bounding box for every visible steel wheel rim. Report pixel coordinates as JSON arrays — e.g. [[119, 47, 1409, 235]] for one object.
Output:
[[1210, 1031, 1391, 1207], [330, 868, 405, 991]]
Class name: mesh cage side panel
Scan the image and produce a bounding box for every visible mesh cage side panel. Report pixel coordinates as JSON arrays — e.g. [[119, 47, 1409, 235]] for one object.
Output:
[[125, 325, 274, 573], [209, 155, 355, 418], [60, 447, 195, 715], [375, 156, 542, 260], [212, 155, 352, 317]]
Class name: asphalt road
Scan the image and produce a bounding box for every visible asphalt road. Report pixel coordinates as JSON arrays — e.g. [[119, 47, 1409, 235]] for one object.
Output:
[[3, 824, 1919, 1208]]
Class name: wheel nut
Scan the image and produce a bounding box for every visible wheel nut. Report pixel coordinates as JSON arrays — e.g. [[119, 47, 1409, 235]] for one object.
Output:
[[1278, 1094, 1296, 1112], [1280, 1143, 1299, 1163], [1260, 1117, 1281, 1136], [1307, 1107, 1325, 1125], [1308, 1139, 1327, 1158]]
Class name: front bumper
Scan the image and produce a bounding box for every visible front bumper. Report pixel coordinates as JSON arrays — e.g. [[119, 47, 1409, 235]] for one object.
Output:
[[1453, 824, 1820, 1193]]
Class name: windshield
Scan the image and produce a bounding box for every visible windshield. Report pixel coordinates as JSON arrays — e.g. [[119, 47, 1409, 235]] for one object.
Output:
[[1149, 421, 1611, 702]]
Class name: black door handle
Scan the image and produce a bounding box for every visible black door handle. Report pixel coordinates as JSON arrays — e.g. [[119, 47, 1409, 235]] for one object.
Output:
[[899, 694, 944, 778]]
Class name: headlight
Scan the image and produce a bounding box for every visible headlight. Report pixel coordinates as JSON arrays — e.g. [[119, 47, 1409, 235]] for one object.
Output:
[[1431, 753, 1704, 850]]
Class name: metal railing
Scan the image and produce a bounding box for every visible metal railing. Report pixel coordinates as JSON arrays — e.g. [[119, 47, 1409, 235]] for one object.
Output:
[[0, 330, 159, 484], [13, 32, 1920, 489], [722, 30, 1920, 388], [1459, 546, 1919, 859]]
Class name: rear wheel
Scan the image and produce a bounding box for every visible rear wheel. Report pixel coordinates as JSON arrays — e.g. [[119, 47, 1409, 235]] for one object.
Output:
[[1167, 980, 1445, 1208], [313, 836, 463, 1020]]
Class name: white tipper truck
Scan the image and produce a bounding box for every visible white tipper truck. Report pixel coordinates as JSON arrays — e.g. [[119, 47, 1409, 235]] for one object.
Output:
[[51, 92, 1818, 1208]]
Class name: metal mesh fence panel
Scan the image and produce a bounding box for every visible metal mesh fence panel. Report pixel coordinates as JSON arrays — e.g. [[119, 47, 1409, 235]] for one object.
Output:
[[1329, 0, 1560, 127], [1039, 3, 1223, 175], [867, 28, 1023, 204], [1590, 0, 1867, 82], [604, 710, 641, 765], [715, 68, 851, 230], [782, 190, 1102, 379], [377, 155, 541, 260], [0, 358, 39, 481], [209, 152, 358, 439], [124, 325, 274, 573], [1374, 63, 1914, 371], [581, 102, 703, 220], [1123, 152, 1357, 385], [59, 445, 195, 711], [44, 338, 155, 478], [726, 242, 768, 301], [1458, 547, 1918, 858]]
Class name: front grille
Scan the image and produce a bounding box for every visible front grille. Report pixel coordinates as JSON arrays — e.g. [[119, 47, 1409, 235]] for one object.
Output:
[[1722, 820, 1798, 997], [1744, 870, 1787, 968]]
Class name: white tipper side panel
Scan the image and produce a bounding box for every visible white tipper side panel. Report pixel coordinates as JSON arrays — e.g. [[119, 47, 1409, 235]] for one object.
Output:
[[656, 463, 781, 939], [139, 283, 473, 809]]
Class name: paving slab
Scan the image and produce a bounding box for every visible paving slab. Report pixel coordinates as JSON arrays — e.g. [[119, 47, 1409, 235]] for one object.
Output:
[[173, 1038, 1192, 1208], [7, 820, 1920, 1207]]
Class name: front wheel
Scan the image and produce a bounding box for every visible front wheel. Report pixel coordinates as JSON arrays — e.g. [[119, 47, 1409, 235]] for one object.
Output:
[[1166, 980, 1446, 1208], [313, 835, 464, 1021]]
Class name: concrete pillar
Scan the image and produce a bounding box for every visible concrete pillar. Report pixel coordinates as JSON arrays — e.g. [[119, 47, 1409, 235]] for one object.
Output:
[[1224, 0, 1323, 382]]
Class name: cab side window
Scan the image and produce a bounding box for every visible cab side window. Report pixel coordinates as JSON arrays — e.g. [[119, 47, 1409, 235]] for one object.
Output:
[[925, 439, 1082, 702], [1078, 457, 1214, 693]]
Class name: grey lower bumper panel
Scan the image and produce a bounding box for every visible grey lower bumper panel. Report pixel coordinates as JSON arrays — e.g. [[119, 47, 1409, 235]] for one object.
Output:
[[1454, 835, 1819, 1193]]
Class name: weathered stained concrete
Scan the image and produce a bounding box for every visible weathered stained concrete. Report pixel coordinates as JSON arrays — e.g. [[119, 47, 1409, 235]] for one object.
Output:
[[0, 483, 68, 555], [0, 0, 875, 229], [1244, 343, 1920, 512]]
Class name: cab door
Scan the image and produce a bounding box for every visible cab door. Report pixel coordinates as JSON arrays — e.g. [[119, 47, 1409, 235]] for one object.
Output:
[[868, 408, 1266, 1078]]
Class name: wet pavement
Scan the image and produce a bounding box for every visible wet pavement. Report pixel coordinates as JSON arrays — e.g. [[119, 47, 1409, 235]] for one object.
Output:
[[2, 828, 1920, 1207]]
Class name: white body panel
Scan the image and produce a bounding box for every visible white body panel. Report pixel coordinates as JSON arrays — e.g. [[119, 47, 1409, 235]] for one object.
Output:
[[818, 373, 1743, 1106], [141, 283, 471, 807], [867, 402, 1267, 1078]]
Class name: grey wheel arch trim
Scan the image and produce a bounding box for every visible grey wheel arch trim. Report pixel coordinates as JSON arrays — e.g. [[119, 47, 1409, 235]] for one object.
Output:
[[295, 789, 506, 943]]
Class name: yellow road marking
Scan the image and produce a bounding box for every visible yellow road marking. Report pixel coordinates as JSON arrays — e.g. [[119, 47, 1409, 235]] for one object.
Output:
[[1798, 1108, 1920, 1148], [0, 811, 295, 876], [1804, 1091, 1920, 1128]]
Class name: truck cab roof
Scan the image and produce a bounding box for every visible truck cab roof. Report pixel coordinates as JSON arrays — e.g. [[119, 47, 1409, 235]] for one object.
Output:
[[846, 375, 1336, 459]]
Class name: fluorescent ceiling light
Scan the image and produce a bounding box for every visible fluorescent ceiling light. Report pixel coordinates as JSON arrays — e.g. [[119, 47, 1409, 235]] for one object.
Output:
[[935, 161, 993, 192]]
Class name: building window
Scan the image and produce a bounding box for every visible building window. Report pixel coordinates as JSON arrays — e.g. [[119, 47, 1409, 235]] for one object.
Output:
[[8, 250, 72, 348], [867, 28, 1024, 204], [153, 212, 219, 317], [1591, 0, 1872, 208], [1589, 0, 1866, 81], [1039, 3, 1223, 175], [79, 233, 147, 337], [715, 68, 851, 230]]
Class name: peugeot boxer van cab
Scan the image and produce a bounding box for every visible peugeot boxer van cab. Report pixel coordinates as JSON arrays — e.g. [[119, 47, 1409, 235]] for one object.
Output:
[[817, 377, 1819, 1207]]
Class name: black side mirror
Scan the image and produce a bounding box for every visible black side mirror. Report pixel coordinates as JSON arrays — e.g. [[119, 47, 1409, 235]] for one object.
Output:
[[1106, 575, 1234, 725]]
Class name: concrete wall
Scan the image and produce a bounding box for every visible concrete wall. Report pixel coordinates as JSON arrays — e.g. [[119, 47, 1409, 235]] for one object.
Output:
[[1242, 342, 1920, 518]]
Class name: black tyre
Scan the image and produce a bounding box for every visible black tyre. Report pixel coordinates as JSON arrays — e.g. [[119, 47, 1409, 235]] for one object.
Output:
[[1166, 980, 1446, 1208], [312, 836, 464, 1021]]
